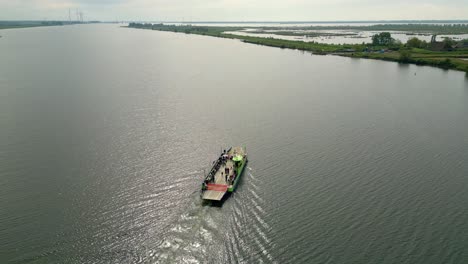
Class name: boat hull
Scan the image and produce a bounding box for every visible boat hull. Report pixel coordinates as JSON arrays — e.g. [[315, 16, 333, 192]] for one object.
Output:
[[228, 158, 247, 192]]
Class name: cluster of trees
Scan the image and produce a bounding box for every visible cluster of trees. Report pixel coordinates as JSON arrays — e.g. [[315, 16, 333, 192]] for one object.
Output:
[[441, 37, 457, 48], [406, 37, 429, 48], [128, 22, 154, 28], [371, 32, 394, 45], [372, 32, 463, 50], [406, 36, 462, 49]]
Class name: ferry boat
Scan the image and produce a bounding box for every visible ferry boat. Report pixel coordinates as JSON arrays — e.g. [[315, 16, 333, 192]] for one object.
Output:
[[201, 146, 247, 201]]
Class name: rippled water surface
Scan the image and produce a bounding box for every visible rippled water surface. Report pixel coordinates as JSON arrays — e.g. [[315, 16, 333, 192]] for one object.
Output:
[[1, 24, 468, 263]]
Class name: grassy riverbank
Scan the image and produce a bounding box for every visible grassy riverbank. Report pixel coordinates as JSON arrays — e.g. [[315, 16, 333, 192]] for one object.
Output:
[[128, 23, 468, 73]]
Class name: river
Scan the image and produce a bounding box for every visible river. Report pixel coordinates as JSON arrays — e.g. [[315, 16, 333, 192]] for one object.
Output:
[[1, 24, 467, 263]]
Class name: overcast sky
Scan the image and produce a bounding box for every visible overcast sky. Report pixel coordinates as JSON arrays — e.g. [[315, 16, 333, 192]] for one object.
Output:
[[1, 0, 467, 21]]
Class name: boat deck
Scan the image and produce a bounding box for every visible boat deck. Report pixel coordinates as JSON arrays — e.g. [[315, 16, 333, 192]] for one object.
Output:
[[213, 160, 234, 185], [202, 189, 226, 201]]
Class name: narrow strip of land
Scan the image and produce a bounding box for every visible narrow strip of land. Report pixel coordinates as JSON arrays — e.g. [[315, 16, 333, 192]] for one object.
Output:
[[0, 21, 92, 30], [0, 21, 68, 30]]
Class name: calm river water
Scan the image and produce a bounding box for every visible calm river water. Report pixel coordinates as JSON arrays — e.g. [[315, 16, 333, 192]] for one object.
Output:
[[1, 24, 468, 263]]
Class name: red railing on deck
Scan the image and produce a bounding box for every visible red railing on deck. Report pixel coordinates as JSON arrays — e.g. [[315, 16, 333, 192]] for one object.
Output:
[[206, 184, 228, 192]]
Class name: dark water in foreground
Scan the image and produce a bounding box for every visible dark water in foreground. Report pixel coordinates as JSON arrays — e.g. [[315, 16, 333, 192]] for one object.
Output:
[[1, 24, 468, 263]]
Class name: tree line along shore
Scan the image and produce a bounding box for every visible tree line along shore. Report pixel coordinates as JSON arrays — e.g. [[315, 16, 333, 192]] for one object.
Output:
[[128, 23, 468, 73]]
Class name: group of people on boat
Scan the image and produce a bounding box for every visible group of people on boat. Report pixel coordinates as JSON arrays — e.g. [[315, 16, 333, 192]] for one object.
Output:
[[204, 149, 238, 185]]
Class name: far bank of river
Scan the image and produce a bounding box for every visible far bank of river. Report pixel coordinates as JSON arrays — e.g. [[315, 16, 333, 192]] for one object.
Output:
[[128, 23, 468, 74]]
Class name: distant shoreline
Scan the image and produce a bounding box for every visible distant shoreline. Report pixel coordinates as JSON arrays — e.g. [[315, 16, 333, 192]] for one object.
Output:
[[132, 20, 468, 24], [0, 21, 100, 30], [0, 21, 67, 30]]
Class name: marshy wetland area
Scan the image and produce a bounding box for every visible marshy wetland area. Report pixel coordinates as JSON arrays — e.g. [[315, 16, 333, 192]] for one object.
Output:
[[129, 22, 468, 73]]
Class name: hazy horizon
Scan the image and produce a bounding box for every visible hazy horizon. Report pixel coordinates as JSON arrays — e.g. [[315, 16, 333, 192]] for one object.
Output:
[[1, 0, 467, 22], [3, 19, 468, 23]]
